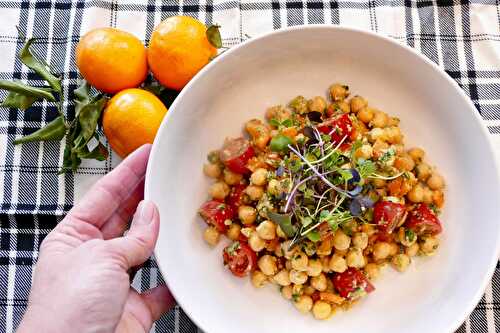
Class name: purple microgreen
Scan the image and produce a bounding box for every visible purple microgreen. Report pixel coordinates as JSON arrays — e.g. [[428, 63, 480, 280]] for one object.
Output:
[[347, 185, 362, 196], [357, 195, 374, 208], [303, 126, 317, 143], [348, 168, 361, 185], [349, 199, 362, 216], [307, 111, 322, 122], [276, 165, 285, 177]]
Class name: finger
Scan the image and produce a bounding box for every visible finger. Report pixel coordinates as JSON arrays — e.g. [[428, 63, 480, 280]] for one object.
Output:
[[140, 285, 175, 321], [100, 178, 145, 239], [67, 144, 151, 229], [108, 200, 160, 268]]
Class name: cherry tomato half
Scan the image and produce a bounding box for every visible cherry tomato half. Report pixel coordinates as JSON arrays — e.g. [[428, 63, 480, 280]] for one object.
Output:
[[317, 113, 353, 146], [223, 241, 257, 277], [227, 183, 246, 212], [405, 203, 442, 235], [373, 201, 407, 233], [219, 138, 255, 174], [198, 200, 233, 233], [333, 267, 375, 299]]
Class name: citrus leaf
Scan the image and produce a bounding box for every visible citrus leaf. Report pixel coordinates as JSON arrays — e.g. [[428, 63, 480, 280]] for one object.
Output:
[[1, 91, 41, 110], [206, 24, 222, 49], [0, 79, 55, 101], [77, 140, 108, 161], [74, 80, 91, 116], [14, 115, 66, 144], [77, 96, 107, 144], [19, 38, 61, 92]]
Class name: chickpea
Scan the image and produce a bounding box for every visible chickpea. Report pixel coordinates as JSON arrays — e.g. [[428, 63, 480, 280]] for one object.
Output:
[[405, 242, 420, 257], [266, 105, 291, 121], [251, 270, 268, 288], [281, 285, 293, 300], [289, 269, 308, 285], [391, 254, 411, 272], [370, 111, 389, 128], [427, 172, 445, 190], [368, 128, 386, 142], [285, 260, 292, 271], [392, 143, 405, 155], [420, 236, 439, 255], [361, 223, 377, 236], [333, 230, 351, 251], [354, 144, 373, 160], [238, 205, 256, 225], [329, 254, 348, 273], [291, 251, 309, 272], [245, 185, 263, 201], [299, 286, 313, 297], [371, 178, 386, 189], [203, 163, 221, 178], [240, 227, 253, 238], [250, 168, 268, 186], [388, 242, 399, 256], [276, 225, 287, 239], [364, 263, 380, 280], [408, 147, 425, 163], [225, 224, 240, 242], [282, 240, 296, 259], [357, 107, 374, 123], [407, 183, 424, 203], [303, 241, 317, 257], [433, 190, 445, 207], [329, 83, 350, 101], [308, 96, 327, 113], [316, 237, 334, 256], [223, 169, 242, 185], [292, 283, 304, 296], [320, 256, 331, 273], [385, 126, 403, 144], [203, 226, 220, 246], [273, 269, 291, 286], [267, 179, 281, 196], [394, 155, 415, 171], [245, 119, 270, 149], [289, 95, 308, 114], [352, 232, 369, 249], [373, 242, 392, 261], [310, 273, 328, 292], [350, 95, 368, 113], [312, 301, 332, 320], [307, 259, 323, 277], [339, 101, 351, 113], [249, 232, 266, 252], [294, 295, 313, 314], [209, 181, 230, 200], [422, 186, 433, 204], [319, 291, 344, 304], [346, 248, 366, 268], [415, 162, 432, 181], [255, 220, 276, 240], [258, 255, 278, 276]]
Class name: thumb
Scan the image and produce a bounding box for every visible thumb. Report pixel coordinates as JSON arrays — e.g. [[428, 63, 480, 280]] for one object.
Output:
[[108, 200, 160, 269]]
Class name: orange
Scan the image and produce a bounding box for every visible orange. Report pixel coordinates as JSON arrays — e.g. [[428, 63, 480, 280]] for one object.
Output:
[[103, 89, 167, 158], [76, 28, 148, 94], [148, 16, 217, 91]]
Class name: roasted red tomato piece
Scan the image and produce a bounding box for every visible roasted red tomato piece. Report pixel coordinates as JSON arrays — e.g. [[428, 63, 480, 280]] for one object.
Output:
[[198, 200, 233, 233], [219, 138, 255, 174], [223, 241, 257, 277], [373, 201, 407, 233], [227, 183, 246, 211], [333, 267, 375, 299], [405, 203, 442, 235], [317, 113, 353, 145]]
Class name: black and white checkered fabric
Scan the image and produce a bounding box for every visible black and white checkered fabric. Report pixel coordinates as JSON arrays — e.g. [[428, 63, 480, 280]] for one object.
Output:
[[0, 1, 499, 332]]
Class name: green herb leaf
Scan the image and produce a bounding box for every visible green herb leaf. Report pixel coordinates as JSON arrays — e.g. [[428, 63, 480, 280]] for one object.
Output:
[[281, 118, 293, 127], [270, 134, 292, 152], [269, 118, 281, 128], [301, 216, 313, 227], [350, 139, 362, 158], [405, 229, 416, 243], [206, 24, 222, 49], [304, 188, 314, 199], [357, 159, 376, 179], [14, 115, 66, 144], [226, 241, 240, 256], [337, 168, 353, 182], [19, 38, 61, 92], [379, 148, 395, 163], [267, 211, 295, 237], [0, 79, 55, 101], [306, 230, 321, 242]]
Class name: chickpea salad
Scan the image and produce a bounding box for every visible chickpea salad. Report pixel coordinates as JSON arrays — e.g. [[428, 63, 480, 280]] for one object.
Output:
[[198, 84, 445, 320]]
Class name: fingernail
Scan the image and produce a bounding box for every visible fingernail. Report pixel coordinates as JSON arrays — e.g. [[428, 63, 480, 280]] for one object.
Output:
[[137, 200, 155, 225]]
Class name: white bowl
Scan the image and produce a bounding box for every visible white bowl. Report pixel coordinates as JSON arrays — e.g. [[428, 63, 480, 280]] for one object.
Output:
[[145, 26, 500, 333]]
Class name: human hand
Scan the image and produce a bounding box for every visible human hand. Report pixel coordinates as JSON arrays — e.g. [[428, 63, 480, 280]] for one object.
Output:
[[17, 144, 174, 333]]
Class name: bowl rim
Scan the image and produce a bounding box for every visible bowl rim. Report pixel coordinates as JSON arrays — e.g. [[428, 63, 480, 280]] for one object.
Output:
[[145, 24, 500, 333]]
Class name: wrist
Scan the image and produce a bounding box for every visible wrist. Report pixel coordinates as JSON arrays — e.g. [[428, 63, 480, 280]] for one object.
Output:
[[18, 303, 73, 333]]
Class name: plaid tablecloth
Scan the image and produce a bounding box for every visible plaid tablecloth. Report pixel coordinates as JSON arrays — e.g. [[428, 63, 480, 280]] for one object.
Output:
[[0, 1, 499, 332]]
